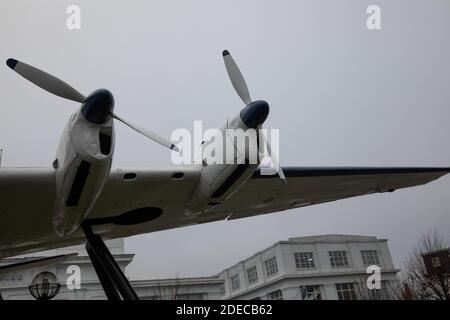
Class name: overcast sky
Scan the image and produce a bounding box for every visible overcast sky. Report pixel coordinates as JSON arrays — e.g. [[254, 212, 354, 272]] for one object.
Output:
[[1, 0, 449, 280]]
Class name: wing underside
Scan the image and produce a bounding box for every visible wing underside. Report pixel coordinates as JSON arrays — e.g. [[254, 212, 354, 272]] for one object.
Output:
[[0, 166, 448, 258], [208, 167, 450, 220]]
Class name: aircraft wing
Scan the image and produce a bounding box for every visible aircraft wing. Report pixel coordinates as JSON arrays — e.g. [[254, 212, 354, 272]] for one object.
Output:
[[208, 167, 450, 220], [0, 166, 448, 259]]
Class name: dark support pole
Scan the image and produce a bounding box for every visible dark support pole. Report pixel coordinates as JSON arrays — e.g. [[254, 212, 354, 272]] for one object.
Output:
[[81, 222, 139, 301], [86, 243, 121, 301], [92, 235, 139, 300]]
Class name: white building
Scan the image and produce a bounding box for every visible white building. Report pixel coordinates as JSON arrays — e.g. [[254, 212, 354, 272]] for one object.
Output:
[[0, 239, 222, 300], [218, 235, 400, 300], [0, 239, 130, 300], [0, 234, 400, 300], [133, 277, 223, 300]]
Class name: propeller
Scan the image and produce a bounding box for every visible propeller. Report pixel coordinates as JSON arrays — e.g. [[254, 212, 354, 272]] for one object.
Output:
[[259, 127, 287, 185], [222, 50, 252, 105], [112, 114, 178, 151], [6, 59, 85, 103], [6, 58, 178, 152], [222, 50, 287, 184]]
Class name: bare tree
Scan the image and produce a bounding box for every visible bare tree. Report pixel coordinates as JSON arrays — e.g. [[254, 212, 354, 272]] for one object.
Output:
[[351, 274, 402, 300], [401, 230, 450, 300]]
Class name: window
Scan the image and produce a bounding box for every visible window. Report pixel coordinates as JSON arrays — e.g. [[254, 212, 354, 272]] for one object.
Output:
[[267, 290, 283, 300], [361, 250, 380, 266], [265, 257, 278, 276], [299, 285, 322, 300], [142, 295, 160, 300], [329, 251, 349, 267], [367, 289, 381, 300], [176, 293, 204, 300], [231, 274, 240, 291], [431, 256, 441, 268], [335, 283, 357, 300], [365, 281, 390, 300], [246, 266, 258, 284], [295, 252, 315, 269], [380, 281, 390, 300]]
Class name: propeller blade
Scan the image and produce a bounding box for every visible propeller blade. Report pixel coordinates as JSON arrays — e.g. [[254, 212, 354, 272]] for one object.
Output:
[[222, 50, 252, 105], [112, 114, 179, 152], [6, 58, 85, 103], [260, 129, 287, 184]]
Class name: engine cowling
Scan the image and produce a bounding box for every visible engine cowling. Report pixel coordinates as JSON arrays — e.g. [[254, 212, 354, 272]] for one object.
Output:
[[186, 112, 263, 215], [52, 111, 114, 236]]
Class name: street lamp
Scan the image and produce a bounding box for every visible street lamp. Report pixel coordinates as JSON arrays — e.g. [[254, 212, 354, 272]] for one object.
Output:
[[29, 271, 60, 300]]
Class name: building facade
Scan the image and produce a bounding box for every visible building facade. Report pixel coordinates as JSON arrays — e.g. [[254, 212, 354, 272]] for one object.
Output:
[[0, 239, 131, 300], [0, 234, 400, 300], [218, 235, 400, 300], [0, 239, 222, 300]]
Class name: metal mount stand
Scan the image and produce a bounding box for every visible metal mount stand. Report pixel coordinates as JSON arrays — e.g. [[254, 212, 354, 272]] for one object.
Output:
[[81, 222, 139, 300]]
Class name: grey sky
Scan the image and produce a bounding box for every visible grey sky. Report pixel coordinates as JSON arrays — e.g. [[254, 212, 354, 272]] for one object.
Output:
[[0, 0, 449, 279]]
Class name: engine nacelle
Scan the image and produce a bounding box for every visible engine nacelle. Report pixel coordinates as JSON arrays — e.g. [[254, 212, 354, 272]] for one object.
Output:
[[53, 111, 114, 236], [186, 113, 263, 215]]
